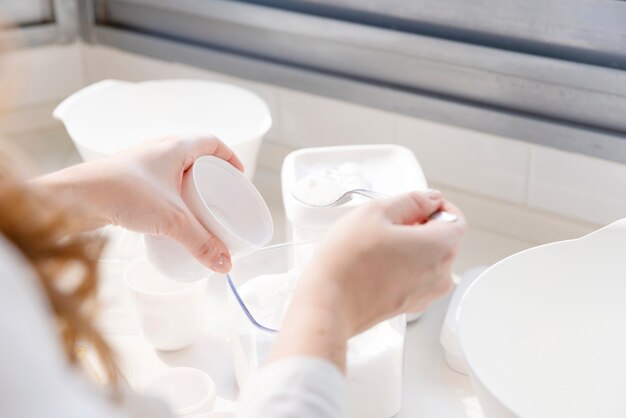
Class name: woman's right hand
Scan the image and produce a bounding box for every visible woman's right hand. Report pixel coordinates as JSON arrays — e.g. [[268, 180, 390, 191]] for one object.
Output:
[[270, 190, 465, 369]]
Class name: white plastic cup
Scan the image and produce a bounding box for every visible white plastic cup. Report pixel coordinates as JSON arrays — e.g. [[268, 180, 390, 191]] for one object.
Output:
[[142, 367, 216, 417], [145, 155, 273, 282], [125, 257, 208, 351]]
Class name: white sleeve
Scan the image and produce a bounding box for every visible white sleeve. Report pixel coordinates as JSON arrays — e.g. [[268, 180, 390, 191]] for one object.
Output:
[[0, 236, 170, 418], [237, 357, 349, 418]]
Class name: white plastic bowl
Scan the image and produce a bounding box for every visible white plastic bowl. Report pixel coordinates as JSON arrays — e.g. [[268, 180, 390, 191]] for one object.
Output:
[[53, 79, 272, 178], [145, 155, 273, 281], [458, 219, 626, 418]]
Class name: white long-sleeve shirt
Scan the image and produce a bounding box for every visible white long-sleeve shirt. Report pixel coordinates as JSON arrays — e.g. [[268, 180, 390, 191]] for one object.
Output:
[[0, 235, 348, 418]]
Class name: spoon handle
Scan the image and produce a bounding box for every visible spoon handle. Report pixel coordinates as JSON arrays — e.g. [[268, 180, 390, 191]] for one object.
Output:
[[350, 189, 389, 200], [352, 190, 458, 222], [429, 210, 458, 222]]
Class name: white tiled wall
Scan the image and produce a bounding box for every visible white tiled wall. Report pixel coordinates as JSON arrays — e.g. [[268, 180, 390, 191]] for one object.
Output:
[[395, 115, 530, 205], [0, 44, 83, 135], [529, 146, 626, 225], [2, 44, 83, 109], [6, 42, 624, 244], [278, 89, 395, 148]]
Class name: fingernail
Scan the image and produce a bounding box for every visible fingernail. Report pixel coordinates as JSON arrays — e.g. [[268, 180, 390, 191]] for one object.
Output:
[[425, 188, 442, 200], [213, 254, 231, 273]]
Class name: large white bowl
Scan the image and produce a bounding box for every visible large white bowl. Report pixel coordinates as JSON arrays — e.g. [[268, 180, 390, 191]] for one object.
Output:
[[53, 79, 272, 178], [458, 219, 626, 418]]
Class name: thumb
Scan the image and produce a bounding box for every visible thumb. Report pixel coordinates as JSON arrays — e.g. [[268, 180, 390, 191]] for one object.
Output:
[[170, 208, 232, 273], [381, 190, 442, 225]]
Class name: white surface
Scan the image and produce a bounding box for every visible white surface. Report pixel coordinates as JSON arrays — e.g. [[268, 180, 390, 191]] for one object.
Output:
[[142, 367, 217, 416], [92, 217, 527, 418], [145, 155, 273, 281], [94, 225, 516, 418], [459, 219, 626, 418], [54, 79, 271, 177], [91, 225, 507, 418], [395, 114, 530, 205], [529, 144, 626, 224], [125, 257, 208, 351]]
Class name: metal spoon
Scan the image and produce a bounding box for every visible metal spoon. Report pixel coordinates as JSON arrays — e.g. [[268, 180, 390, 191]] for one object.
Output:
[[293, 188, 458, 222]]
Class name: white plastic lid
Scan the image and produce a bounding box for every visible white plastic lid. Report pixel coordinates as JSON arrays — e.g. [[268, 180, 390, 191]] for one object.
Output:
[[142, 367, 216, 416]]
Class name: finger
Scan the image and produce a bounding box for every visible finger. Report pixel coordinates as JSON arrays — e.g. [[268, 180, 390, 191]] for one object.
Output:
[[170, 208, 232, 273], [183, 136, 245, 172], [393, 199, 465, 258], [410, 200, 466, 246], [380, 190, 443, 225], [427, 200, 466, 228]]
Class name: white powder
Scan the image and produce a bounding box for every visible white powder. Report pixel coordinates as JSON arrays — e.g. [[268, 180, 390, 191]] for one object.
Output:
[[230, 272, 404, 418], [292, 162, 371, 206]]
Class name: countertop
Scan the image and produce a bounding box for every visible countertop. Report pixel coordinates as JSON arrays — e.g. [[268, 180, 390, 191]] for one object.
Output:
[[98, 227, 489, 417]]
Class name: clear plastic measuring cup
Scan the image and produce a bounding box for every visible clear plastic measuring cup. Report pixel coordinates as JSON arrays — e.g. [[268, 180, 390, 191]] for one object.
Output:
[[223, 240, 406, 418]]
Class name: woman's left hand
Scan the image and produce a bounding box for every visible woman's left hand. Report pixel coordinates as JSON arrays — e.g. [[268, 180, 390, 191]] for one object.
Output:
[[36, 136, 243, 273]]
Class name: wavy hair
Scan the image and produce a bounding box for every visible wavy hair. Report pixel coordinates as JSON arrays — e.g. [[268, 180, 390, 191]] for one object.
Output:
[[0, 154, 118, 385]]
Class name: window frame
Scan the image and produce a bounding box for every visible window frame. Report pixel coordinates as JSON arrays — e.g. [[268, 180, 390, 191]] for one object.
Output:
[[81, 0, 626, 163], [1, 0, 79, 48]]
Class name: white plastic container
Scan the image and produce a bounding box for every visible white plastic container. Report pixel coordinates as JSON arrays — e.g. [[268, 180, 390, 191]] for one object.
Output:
[[458, 219, 626, 418], [53, 79, 272, 178], [125, 257, 208, 351], [281, 144, 429, 321], [142, 367, 216, 417], [281, 144, 428, 242], [144, 155, 273, 281]]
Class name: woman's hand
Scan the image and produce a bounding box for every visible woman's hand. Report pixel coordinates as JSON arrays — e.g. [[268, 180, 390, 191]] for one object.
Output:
[[270, 190, 465, 370], [35, 136, 242, 272]]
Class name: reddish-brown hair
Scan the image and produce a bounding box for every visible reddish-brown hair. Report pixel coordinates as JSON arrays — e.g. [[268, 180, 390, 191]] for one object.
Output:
[[0, 154, 118, 385]]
